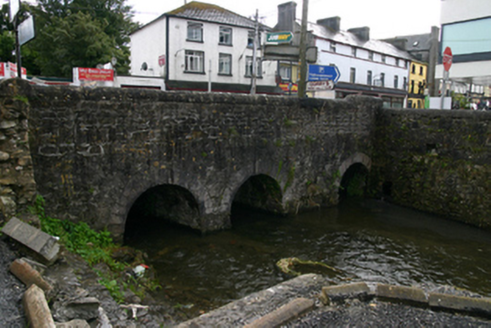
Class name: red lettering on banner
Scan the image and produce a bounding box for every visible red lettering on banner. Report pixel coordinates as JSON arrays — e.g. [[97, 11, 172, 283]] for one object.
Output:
[[77, 67, 114, 81]]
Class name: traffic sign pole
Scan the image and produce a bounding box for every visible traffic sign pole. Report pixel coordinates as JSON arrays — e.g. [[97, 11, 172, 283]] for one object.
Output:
[[440, 47, 453, 109]]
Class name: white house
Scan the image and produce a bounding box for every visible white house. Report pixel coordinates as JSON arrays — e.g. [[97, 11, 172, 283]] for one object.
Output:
[[275, 2, 413, 107], [129, 1, 280, 94]]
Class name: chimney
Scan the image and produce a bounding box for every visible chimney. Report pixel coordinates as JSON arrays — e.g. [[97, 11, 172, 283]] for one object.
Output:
[[275, 2, 297, 32], [317, 17, 340, 32], [348, 27, 370, 42]]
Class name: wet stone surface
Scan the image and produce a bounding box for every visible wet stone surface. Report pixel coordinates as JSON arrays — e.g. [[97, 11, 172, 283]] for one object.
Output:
[[287, 299, 491, 327]]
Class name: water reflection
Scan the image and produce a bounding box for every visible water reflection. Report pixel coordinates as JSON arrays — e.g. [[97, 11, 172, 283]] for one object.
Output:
[[126, 199, 491, 315]]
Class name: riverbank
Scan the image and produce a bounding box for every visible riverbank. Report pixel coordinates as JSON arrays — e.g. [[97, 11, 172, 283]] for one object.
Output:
[[0, 234, 192, 327], [2, 232, 491, 327]]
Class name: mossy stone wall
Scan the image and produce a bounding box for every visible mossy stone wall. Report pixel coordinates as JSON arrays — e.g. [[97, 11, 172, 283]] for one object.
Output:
[[371, 108, 491, 230]]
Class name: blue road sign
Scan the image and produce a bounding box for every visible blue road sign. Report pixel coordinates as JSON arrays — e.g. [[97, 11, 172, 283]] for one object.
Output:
[[308, 65, 340, 83]]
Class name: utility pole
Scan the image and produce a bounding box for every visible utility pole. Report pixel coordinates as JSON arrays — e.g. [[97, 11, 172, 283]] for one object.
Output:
[[14, 16, 22, 78], [250, 9, 259, 95], [298, 0, 309, 98]]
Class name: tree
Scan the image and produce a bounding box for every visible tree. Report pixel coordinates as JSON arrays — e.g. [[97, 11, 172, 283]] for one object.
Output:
[[34, 11, 124, 77], [29, 0, 138, 76], [0, 4, 15, 62], [0, 0, 138, 77]]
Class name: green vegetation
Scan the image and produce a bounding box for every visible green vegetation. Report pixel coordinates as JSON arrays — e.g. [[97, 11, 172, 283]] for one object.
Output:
[[1, 0, 137, 77], [29, 195, 159, 303]]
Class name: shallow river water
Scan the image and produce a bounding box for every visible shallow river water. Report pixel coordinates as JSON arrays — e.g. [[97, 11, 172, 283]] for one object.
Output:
[[126, 199, 491, 317]]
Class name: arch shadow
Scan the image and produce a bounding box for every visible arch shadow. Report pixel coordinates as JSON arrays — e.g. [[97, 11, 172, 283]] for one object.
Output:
[[230, 174, 284, 224], [123, 184, 201, 243]]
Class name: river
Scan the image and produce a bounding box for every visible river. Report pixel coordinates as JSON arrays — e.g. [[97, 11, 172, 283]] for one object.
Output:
[[125, 199, 491, 318]]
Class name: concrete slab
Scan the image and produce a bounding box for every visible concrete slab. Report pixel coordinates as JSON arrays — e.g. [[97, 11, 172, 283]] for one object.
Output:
[[244, 298, 315, 328], [2, 217, 60, 265], [376, 284, 427, 305], [429, 292, 491, 317], [321, 282, 372, 304]]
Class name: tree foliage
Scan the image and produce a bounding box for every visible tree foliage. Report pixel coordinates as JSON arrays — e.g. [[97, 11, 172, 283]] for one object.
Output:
[[1, 0, 138, 77]]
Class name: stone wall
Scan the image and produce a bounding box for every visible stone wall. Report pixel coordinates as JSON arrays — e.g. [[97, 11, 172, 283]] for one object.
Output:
[[0, 80, 37, 223], [1, 79, 378, 239], [371, 108, 491, 230]]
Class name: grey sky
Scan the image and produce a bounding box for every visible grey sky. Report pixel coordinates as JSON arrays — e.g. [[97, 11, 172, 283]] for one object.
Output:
[[127, 0, 441, 39]]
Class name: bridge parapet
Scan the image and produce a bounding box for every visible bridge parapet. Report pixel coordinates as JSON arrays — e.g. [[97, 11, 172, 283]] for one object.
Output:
[[1, 79, 379, 239]]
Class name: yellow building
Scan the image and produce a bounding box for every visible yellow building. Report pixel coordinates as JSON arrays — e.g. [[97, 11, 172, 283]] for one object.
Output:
[[278, 61, 300, 95], [408, 61, 428, 108]]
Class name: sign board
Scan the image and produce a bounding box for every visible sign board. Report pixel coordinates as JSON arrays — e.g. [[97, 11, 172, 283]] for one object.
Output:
[[443, 46, 453, 72], [279, 82, 298, 93], [266, 31, 294, 44], [308, 64, 340, 83], [19, 15, 35, 45], [7, 62, 27, 78], [76, 67, 114, 81], [158, 55, 166, 67], [263, 45, 317, 63], [0, 63, 4, 77], [307, 80, 334, 91], [9, 0, 20, 22]]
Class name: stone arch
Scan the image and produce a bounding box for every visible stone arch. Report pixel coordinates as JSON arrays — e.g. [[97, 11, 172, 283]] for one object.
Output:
[[230, 173, 284, 218], [109, 173, 205, 242], [123, 184, 201, 243], [338, 152, 371, 179], [337, 152, 371, 200]]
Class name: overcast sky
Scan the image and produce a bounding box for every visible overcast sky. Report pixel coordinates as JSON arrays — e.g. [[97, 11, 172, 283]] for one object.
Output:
[[127, 0, 441, 39]]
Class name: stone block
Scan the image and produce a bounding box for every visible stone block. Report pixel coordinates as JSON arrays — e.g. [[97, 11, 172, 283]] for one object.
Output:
[[321, 282, 372, 304], [375, 284, 427, 305], [54, 297, 101, 322], [55, 319, 90, 328], [2, 217, 60, 265], [23, 284, 56, 328], [244, 297, 315, 328], [429, 292, 491, 317], [10, 258, 53, 292], [0, 150, 10, 161]]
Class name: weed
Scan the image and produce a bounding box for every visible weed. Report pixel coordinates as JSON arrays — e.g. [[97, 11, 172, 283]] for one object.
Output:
[[29, 195, 158, 303]]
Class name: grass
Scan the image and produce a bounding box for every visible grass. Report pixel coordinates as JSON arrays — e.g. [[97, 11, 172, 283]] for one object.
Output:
[[28, 195, 159, 303]]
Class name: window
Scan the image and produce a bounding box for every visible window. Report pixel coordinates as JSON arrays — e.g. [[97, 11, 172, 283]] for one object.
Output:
[[381, 55, 386, 63], [245, 56, 262, 77], [419, 66, 424, 76], [247, 31, 260, 48], [412, 64, 416, 74], [403, 77, 407, 90], [218, 53, 232, 75], [330, 42, 336, 53], [351, 47, 357, 57], [410, 80, 415, 93], [280, 65, 291, 80], [219, 27, 232, 45], [368, 51, 374, 61], [380, 73, 385, 87], [185, 50, 204, 73], [404, 60, 408, 68], [396, 58, 400, 67], [350, 68, 356, 83], [394, 75, 399, 89], [367, 70, 372, 85], [187, 22, 203, 42]]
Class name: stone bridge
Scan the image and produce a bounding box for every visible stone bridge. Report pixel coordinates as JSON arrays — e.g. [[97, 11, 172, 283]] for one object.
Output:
[[1, 79, 490, 241]]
